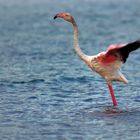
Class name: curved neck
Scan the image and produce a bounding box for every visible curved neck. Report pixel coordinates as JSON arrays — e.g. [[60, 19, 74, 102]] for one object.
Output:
[[71, 20, 89, 62]]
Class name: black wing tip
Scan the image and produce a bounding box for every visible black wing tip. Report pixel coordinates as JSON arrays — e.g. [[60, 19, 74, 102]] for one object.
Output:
[[119, 39, 140, 63]]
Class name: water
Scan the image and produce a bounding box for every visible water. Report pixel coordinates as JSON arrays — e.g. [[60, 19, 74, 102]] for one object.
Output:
[[0, 0, 140, 139]]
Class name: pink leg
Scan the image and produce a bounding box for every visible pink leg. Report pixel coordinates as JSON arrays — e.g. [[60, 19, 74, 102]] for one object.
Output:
[[108, 84, 117, 106]]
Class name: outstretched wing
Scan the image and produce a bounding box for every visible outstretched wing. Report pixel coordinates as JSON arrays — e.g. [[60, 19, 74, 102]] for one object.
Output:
[[105, 40, 140, 63]]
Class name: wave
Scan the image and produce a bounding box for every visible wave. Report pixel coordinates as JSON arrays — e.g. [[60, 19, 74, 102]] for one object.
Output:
[[0, 79, 45, 85]]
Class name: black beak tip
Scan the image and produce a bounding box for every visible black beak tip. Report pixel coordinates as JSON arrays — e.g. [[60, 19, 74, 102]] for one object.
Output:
[[53, 15, 57, 20]]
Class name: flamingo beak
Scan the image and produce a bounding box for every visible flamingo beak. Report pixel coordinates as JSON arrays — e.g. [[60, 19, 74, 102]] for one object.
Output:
[[53, 13, 64, 20], [53, 15, 58, 19]]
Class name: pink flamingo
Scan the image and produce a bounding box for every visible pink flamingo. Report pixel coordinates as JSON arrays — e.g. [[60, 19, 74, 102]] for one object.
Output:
[[54, 12, 140, 106]]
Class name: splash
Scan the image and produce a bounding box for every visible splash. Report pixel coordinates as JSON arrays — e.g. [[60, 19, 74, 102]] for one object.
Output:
[[103, 106, 128, 115]]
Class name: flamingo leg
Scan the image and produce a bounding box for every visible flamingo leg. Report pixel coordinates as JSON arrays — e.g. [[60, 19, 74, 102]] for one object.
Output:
[[107, 84, 117, 106]]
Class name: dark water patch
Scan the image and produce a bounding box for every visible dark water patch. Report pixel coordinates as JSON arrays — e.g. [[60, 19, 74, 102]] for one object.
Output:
[[0, 79, 45, 85], [83, 98, 93, 102], [60, 76, 89, 83], [40, 93, 47, 96], [0, 81, 15, 87], [39, 103, 48, 107], [60, 88, 78, 94], [13, 79, 45, 84], [52, 93, 70, 99], [133, 95, 140, 102], [27, 96, 38, 100], [12, 81, 27, 84], [4, 110, 25, 116]]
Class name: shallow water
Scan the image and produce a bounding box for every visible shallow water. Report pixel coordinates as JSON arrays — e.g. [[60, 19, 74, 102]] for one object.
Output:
[[0, 0, 140, 139]]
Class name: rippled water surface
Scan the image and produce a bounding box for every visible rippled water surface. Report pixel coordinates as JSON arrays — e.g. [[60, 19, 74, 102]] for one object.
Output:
[[0, 0, 140, 139]]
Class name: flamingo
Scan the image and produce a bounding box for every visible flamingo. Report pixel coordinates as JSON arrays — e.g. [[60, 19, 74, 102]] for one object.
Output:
[[54, 12, 140, 107]]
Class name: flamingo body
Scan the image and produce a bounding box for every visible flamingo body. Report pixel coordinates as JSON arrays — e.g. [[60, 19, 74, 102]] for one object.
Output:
[[54, 12, 140, 106], [89, 44, 128, 84]]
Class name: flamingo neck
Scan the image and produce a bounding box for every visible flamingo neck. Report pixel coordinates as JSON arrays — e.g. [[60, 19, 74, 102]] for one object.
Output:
[[71, 20, 89, 63]]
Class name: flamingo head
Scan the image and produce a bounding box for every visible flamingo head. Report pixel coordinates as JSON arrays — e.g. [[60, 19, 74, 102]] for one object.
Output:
[[54, 12, 74, 23]]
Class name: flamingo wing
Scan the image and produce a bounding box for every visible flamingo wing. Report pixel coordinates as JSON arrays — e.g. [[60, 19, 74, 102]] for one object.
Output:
[[105, 40, 140, 63]]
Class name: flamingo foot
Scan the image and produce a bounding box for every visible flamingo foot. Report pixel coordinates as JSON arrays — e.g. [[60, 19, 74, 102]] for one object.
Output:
[[103, 106, 127, 115]]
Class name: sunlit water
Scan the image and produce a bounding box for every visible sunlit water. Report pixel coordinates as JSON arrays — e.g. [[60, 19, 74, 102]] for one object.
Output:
[[0, 0, 140, 139]]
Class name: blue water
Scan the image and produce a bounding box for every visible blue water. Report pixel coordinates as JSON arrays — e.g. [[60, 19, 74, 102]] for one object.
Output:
[[0, 0, 140, 139]]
